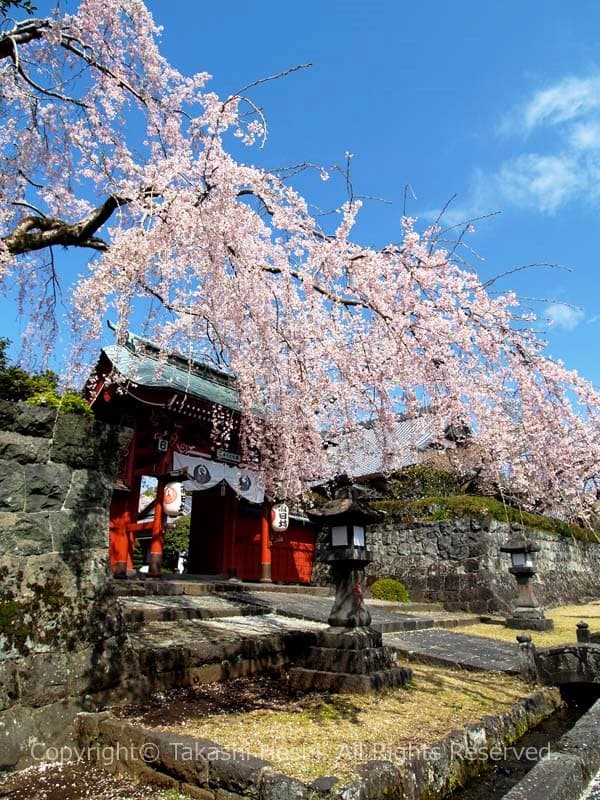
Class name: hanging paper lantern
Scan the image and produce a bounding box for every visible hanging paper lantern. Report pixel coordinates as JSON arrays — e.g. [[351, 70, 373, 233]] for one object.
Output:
[[271, 502, 289, 532], [163, 482, 185, 516]]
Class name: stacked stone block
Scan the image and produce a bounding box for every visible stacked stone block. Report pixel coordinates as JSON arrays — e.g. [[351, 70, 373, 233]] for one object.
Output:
[[0, 400, 131, 770], [289, 627, 412, 693]]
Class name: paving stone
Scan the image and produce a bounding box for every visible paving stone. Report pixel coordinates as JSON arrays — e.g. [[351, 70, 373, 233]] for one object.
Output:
[[199, 613, 326, 637], [127, 614, 326, 669], [238, 591, 478, 633], [120, 594, 269, 624], [383, 629, 520, 673]]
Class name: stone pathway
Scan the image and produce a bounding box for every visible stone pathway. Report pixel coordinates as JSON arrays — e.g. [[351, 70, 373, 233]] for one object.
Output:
[[114, 579, 514, 690], [127, 612, 326, 660], [232, 590, 479, 633], [384, 628, 520, 673], [118, 593, 269, 624]]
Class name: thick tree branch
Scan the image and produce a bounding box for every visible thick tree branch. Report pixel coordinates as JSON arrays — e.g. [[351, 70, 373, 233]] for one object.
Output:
[[1, 18, 146, 106], [3, 194, 129, 255], [0, 19, 50, 58], [0, 17, 48, 60]]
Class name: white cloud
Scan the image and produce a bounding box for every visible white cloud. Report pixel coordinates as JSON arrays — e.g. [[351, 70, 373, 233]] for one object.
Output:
[[451, 72, 600, 218], [417, 72, 600, 225], [521, 76, 600, 132], [545, 303, 585, 331], [493, 153, 580, 214], [568, 121, 600, 151]]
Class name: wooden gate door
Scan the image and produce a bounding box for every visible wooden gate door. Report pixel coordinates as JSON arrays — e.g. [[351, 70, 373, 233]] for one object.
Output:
[[187, 486, 226, 574]]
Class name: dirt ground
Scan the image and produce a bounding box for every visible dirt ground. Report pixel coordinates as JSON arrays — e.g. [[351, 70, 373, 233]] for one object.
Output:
[[0, 762, 184, 800], [119, 667, 535, 783]]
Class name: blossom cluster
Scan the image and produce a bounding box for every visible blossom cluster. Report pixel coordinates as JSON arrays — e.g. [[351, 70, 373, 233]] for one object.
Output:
[[0, 1, 598, 521]]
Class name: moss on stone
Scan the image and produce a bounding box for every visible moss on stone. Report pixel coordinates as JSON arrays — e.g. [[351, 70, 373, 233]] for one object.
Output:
[[29, 577, 69, 611], [0, 577, 86, 656], [372, 494, 595, 542], [0, 597, 31, 653]]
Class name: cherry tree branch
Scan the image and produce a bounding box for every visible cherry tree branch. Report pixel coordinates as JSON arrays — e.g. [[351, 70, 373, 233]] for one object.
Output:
[[0, 17, 48, 60], [3, 194, 130, 254], [59, 33, 147, 105], [0, 17, 147, 106], [483, 262, 570, 288]]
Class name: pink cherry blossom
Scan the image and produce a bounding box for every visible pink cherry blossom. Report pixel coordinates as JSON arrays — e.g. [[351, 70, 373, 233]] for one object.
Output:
[[0, 1, 598, 522]]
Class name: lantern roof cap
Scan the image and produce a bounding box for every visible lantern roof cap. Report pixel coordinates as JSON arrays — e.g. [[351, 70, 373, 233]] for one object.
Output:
[[500, 532, 540, 554], [307, 497, 382, 525]]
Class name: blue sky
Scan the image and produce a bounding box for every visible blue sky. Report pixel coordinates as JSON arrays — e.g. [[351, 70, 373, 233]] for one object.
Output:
[[3, 1, 600, 386]]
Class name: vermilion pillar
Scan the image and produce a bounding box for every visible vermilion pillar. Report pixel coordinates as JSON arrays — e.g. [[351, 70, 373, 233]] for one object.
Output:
[[148, 480, 165, 576], [110, 480, 138, 578], [111, 509, 130, 578], [260, 502, 272, 583]]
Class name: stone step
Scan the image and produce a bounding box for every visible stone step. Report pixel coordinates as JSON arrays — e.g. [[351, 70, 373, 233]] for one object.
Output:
[[433, 614, 481, 629], [111, 577, 337, 598], [288, 665, 413, 694], [119, 594, 270, 625], [366, 600, 445, 612], [110, 614, 326, 701], [129, 617, 300, 669], [373, 613, 481, 633], [215, 581, 334, 597], [305, 644, 399, 674], [126, 614, 324, 657], [111, 578, 218, 597]]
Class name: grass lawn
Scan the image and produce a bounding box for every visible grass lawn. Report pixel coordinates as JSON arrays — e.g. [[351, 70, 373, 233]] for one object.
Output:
[[152, 665, 539, 783], [452, 601, 600, 648]]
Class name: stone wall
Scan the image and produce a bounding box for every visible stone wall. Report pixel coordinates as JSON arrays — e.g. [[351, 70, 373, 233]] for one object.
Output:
[[313, 516, 600, 614], [0, 400, 131, 770], [367, 517, 600, 613]]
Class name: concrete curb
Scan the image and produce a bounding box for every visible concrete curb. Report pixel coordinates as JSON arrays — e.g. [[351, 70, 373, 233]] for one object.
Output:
[[500, 697, 600, 800]]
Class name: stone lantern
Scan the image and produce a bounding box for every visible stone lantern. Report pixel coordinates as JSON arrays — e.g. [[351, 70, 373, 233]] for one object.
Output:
[[500, 529, 553, 631], [310, 497, 379, 628], [287, 495, 412, 693]]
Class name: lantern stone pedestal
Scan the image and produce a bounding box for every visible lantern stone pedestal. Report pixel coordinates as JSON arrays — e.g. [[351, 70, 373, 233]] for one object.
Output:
[[288, 626, 412, 694], [504, 565, 554, 631], [289, 501, 412, 693], [501, 532, 554, 632]]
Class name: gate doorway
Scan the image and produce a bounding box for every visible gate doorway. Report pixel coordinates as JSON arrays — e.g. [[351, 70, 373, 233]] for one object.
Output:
[[185, 483, 316, 582], [187, 484, 233, 576]]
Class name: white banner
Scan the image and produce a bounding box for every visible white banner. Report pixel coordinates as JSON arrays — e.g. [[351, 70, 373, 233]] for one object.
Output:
[[173, 453, 264, 505]]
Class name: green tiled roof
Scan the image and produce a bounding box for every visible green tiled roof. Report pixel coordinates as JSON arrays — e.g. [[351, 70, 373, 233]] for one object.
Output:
[[103, 338, 240, 411]]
